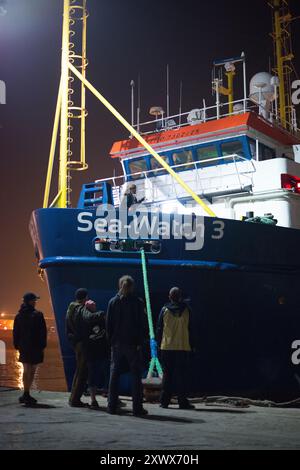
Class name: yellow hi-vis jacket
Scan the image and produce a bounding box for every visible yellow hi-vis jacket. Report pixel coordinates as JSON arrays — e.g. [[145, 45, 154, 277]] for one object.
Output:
[[159, 304, 191, 351]]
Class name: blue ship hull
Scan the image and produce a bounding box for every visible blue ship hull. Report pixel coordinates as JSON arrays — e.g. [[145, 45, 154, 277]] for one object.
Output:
[[30, 208, 300, 400]]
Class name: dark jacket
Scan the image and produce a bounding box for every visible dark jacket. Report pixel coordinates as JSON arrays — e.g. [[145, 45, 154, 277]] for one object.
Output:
[[82, 311, 109, 360], [65, 301, 104, 348], [106, 293, 147, 347], [13, 304, 47, 353], [125, 193, 145, 209], [156, 301, 195, 351]]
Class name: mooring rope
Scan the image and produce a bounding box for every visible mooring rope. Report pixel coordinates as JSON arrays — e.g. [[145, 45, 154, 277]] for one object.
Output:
[[140, 248, 163, 379]]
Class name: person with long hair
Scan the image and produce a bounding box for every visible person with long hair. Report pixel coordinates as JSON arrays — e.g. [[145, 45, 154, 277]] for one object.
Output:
[[106, 275, 148, 416]]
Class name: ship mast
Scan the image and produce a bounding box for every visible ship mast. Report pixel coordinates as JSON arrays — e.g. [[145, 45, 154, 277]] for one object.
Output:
[[43, 0, 216, 216], [270, 0, 296, 131], [44, 0, 88, 209]]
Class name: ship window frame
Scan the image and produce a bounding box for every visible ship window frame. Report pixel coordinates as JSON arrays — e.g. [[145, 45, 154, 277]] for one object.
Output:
[[248, 138, 276, 161], [247, 138, 257, 160], [125, 157, 149, 181], [149, 154, 171, 176], [195, 143, 221, 168], [220, 137, 249, 163], [172, 148, 195, 172], [260, 143, 276, 161], [124, 136, 253, 181]]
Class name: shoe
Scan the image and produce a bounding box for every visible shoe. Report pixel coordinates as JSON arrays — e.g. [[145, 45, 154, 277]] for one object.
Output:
[[133, 408, 148, 417], [69, 400, 88, 408], [90, 400, 100, 410], [107, 407, 118, 415], [24, 394, 37, 406], [179, 403, 195, 410], [19, 394, 26, 404], [159, 404, 169, 409]]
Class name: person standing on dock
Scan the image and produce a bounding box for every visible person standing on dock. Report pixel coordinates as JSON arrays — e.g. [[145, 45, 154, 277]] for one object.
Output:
[[66, 288, 104, 408], [106, 275, 148, 416], [13, 292, 47, 406], [157, 287, 195, 410], [82, 300, 109, 410]]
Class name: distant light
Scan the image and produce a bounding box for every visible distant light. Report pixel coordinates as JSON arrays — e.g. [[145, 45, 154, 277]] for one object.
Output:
[[3, 326, 7, 331], [1, 313, 5, 317]]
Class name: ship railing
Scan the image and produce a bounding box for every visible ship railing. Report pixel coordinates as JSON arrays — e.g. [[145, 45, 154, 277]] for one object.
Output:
[[95, 153, 256, 207], [132, 98, 298, 136]]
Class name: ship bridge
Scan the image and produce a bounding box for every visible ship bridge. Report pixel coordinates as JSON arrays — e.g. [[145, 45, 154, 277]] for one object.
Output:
[[82, 103, 300, 216]]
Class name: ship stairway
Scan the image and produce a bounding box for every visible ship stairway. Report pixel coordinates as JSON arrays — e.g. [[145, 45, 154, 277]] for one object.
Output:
[[77, 182, 113, 209]]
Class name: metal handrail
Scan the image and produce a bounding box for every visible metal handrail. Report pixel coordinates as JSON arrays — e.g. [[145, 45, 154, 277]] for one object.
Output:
[[95, 154, 256, 199], [130, 97, 298, 136]]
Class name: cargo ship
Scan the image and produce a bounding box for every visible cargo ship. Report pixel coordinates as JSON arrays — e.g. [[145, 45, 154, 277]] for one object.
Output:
[[30, 0, 300, 399]]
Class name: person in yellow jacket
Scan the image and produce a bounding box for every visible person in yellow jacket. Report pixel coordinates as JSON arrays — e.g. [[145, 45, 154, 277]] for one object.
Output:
[[157, 287, 195, 410]]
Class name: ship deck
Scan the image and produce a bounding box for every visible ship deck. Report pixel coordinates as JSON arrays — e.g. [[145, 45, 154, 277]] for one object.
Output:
[[1, 388, 300, 450]]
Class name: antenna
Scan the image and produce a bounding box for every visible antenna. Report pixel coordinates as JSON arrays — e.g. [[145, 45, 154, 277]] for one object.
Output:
[[241, 51, 247, 113], [130, 80, 135, 138], [179, 81, 183, 126], [137, 74, 141, 133], [166, 64, 170, 119]]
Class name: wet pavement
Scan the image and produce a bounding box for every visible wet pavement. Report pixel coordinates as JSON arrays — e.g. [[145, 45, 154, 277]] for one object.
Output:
[[0, 388, 300, 450]]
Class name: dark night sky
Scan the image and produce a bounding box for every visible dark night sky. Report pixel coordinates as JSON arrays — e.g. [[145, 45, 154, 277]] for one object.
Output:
[[0, 0, 300, 319]]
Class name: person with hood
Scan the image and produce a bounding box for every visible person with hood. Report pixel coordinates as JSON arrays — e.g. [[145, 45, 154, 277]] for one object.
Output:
[[13, 292, 47, 406], [106, 275, 148, 416], [123, 183, 145, 209], [66, 288, 104, 407], [83, 300, 109, 410], [157, 287, 195, 410]]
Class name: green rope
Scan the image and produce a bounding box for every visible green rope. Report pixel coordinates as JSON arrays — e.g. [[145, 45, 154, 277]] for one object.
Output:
[[140, 248, 163, 379]]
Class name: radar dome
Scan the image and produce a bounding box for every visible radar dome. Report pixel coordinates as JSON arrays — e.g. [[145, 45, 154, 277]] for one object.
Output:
[[187, 109, 205, 125], [249, 72, 275, 103], [233, 103, 244, 114]]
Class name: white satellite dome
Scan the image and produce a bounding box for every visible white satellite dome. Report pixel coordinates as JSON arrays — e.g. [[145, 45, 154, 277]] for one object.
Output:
[[187, 109, 205, 125], [165, 119, 177, 129], [233, 103, 244, 114], [249, 72, 275, 103]]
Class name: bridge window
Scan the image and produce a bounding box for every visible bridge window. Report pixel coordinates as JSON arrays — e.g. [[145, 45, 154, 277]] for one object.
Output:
[[260, 144, 275, 160], [173, 150, 194, 171], [248, 139, 275, 160], [249, 139, 257, 159], [221, 140, 245, 161], [128, 158, 147, 179], [196, 145, 218, 166], [150, 155, 169, 176]]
